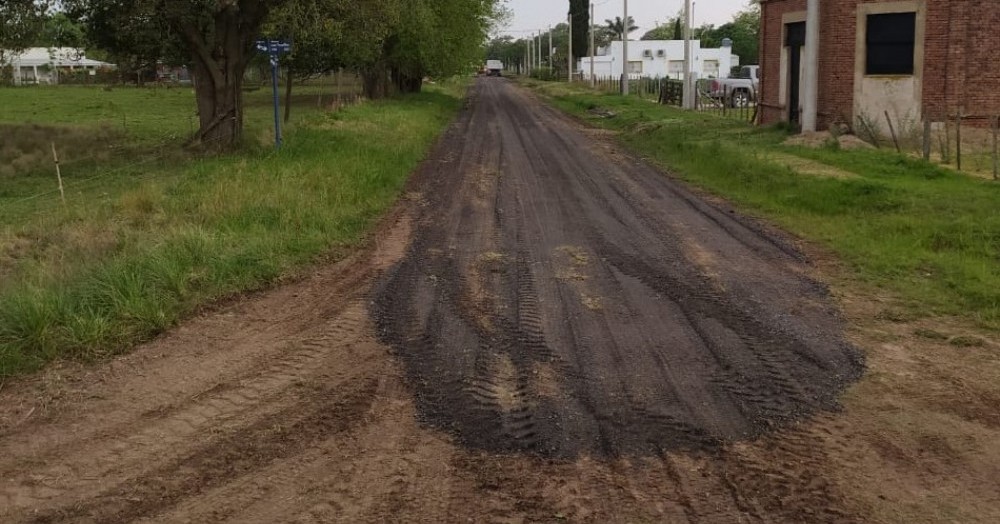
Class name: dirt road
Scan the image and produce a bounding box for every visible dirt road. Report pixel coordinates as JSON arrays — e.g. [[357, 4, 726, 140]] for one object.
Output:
[[374, 79, 862, 457], [0, 78, 872, 522]]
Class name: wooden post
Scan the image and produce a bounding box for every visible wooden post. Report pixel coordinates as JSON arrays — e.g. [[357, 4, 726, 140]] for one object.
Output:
[[993, 115, 999, 181], [943, 114, 951, 164], [885, 110, 901, 153], [51, 142, 65, 206], [335, 68, 341, 103], [922, 116, 931, 161], [955, 111, 962, 171]]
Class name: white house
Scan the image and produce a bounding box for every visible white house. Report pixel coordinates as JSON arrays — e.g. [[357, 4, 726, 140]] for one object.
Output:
[[1, 48, 114, 85], [578, 39, 739, 80]]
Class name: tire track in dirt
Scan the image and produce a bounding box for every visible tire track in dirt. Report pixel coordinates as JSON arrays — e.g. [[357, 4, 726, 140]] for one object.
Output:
[[0, 78, 873, 523], [3, 305, 370, 510], [0, 208, 418, 522], [373, 78, 864, 457]]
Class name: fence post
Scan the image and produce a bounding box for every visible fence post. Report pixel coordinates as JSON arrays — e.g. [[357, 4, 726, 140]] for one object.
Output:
[[922, 116, 931, 161], [885, 111, 901, 153], [943, 114, 951, 164], [993, 115, 999, 181], [51, 142, 65, 206], [955, 111, 962, 171]]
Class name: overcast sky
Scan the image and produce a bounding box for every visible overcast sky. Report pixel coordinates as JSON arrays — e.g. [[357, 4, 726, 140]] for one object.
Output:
[[503, 0, 750, 36]]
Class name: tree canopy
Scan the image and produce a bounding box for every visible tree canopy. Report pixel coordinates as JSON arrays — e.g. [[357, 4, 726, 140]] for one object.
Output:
[[604, 16, 638, 40], [0, 0, 50, 60], [53, 0, 501, 149], [637, 3, 760, 65]]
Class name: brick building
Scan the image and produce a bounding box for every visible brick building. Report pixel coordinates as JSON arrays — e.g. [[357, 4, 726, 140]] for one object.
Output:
[[759, 0, 1000, 131]]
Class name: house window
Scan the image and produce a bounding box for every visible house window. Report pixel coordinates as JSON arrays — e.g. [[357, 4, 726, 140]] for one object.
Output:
[[668, 60, 684, 74], [703, 60, 719, 76], [866, 12, 916, 75], [628, 61, 643, 74]]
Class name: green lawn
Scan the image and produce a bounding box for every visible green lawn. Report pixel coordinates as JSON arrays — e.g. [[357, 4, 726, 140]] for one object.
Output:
[[522, 79, 1000, 329], [0, 81, 464, 376], [0, 82, 362, 142]]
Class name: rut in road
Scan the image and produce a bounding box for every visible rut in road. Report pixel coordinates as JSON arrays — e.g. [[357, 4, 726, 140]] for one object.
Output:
[[374, 78, 864, 457], [0, 78, 869, 523]]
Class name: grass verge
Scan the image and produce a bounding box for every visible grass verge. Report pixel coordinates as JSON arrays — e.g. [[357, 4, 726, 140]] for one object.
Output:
[[0, 82, 464, 376], [520, 79, 1000, 329]]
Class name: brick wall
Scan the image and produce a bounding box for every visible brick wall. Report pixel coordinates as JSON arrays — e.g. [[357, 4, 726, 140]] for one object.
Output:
[[759, 0, 1000, 128], [759, 0, 805, 126], [925, 0, 1000, 125]]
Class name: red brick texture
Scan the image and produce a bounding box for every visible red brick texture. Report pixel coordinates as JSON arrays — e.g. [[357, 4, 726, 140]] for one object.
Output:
[[759, 0, 1000, 128]]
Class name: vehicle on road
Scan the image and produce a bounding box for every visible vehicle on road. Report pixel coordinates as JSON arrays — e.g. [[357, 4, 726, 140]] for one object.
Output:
[[485, 59, 503, 77], [707, 65, 759, 107]]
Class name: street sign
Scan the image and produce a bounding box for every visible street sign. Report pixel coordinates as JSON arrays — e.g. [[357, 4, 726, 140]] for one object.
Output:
[[255, 40, 292, 54], [255, 39, 292, 148]]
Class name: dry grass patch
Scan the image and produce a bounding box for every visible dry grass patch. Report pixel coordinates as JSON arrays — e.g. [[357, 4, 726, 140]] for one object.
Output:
[[761, 151, 858, 179]]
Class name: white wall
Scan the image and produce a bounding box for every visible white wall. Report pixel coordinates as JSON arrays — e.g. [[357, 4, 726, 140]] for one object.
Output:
[[578, 40, 738, 80]]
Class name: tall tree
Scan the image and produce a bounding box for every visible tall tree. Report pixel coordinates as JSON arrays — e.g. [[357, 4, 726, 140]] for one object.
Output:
[[568, 0, 589, 61], [673, 18, 682, 40], [0, 0, 49, 62], [36, 12, 87, 48], [68, 0, 288, 149], [640, 22, 674, 41], [362, 0, 499, 98], [65, 1, 178, 84], [162, 0, 287, 147], [603, 16, 637, 40], [721, 4, 760, 64]]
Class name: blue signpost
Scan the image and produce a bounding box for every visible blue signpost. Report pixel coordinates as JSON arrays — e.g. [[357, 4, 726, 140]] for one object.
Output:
[[255, 39, 292, 148]]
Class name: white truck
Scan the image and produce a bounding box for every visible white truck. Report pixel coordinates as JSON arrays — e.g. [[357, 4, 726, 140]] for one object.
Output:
[[485, 60, 503, 77], [707, 65, 759, 107]]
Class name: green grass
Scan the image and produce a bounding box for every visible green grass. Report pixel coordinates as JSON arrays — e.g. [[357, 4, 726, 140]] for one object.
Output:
[[0, 82, 363, 142], [0, 81, 464, 376], [522, 79, 1000, 329]]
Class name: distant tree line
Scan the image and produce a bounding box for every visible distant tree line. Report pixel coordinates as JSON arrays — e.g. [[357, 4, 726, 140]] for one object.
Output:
[[1, 0, 504, 149], [486, 1, 759, 79], [641, 3, 760, 65]]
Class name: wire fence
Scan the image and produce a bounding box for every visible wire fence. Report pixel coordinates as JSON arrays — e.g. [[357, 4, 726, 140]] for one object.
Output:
[[1, 75, 367, 221], [575, 75, 758, 124], [851, 109, 999, 179]]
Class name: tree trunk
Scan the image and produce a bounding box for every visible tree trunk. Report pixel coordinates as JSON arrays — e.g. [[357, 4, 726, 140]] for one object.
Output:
[[168, 0, 275, 150], [362, 65, 392, 99], [392, 67, 423, 94], [190, 51, 245, 149]]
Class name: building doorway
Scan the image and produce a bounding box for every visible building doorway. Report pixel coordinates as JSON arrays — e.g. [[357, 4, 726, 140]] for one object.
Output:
[[785, 22, 806, 125]]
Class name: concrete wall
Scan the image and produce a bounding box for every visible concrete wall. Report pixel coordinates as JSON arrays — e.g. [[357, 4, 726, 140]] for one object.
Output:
[[578, 40, 738, 80], [853, 1, 926, 135]]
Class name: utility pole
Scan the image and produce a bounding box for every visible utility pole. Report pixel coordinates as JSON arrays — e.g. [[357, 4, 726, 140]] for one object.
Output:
[[590, 2, 596, 87], [682, 0, 692, 108], [548, 26, 553, 74], [537, 31, 542, 72], [526, 39, 531, 75], [622, 0, 629, 95], [568, 11, 573, 82]]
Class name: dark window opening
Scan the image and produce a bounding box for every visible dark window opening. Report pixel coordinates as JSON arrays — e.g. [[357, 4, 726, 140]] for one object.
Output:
[[866, 12, 916, 75]]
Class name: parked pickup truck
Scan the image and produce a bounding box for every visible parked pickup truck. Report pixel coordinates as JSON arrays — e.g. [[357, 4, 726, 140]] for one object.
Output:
[[707, 65, 759, 107], [485, 60, 503, 77]]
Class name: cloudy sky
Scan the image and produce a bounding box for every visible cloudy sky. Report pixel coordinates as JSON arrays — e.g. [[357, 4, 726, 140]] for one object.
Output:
[[503, 0, 750, 36]]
